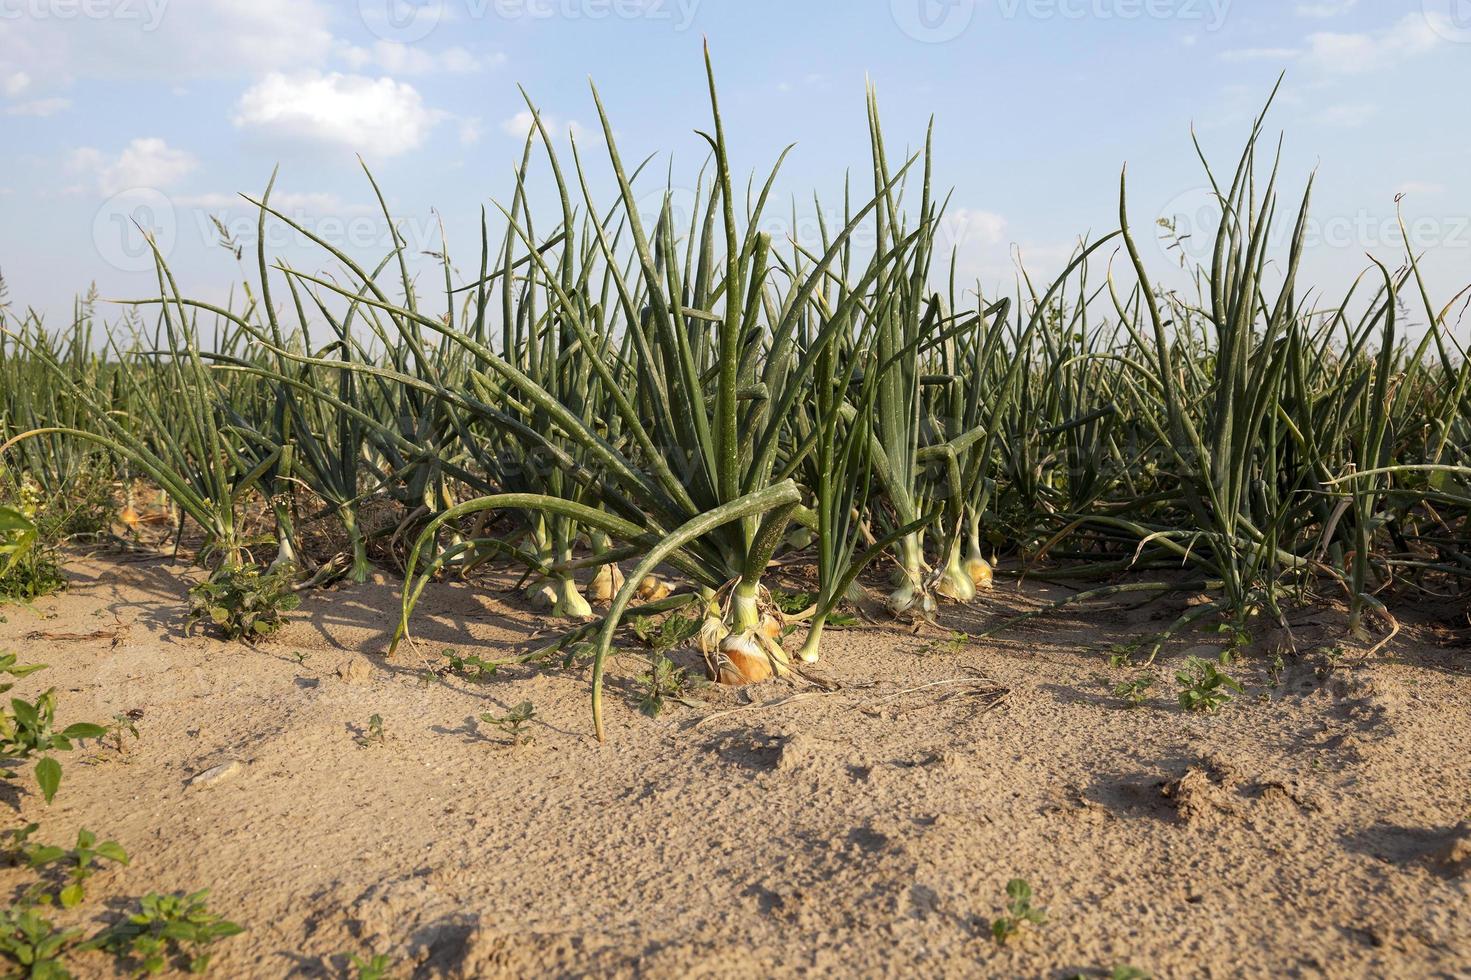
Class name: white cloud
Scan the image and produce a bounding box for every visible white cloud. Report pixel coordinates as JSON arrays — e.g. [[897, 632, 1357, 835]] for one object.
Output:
[[2, 72, 30, 98], [233, 72, 441, 157], [1316, 103, 1377, 128], [446, 48, 501, 73], [458, 117, 484, 146], [0, 0, 334, 86], [937, 209, 1013, 284], [1219, 47, 1303, 63], [500, 110, 586, 141], [3, 97, 71, 118], [1220, 14, 1447, 75], [1295, 0, 1356, 16], [941, 209, 1008, 249], [69, 138, 198, 195], [1303, 14, 1445, 74], [337, 41, 503, 76]]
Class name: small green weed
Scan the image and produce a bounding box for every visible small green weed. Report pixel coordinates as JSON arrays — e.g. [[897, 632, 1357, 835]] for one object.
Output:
[[0, 657, 107, 803], [104, 710, 143, 755], [637, 656, 691, 719], [767, 589, 813, 616], [349, 952, 396, 979], [766, 590, 857, 628], [989, 878, 1046, 946], [629, 610, 700, 654], [628, 611, 701, 718], [1175, 657, 1243, 714], [354, 714, 385, 748], [186, 563, 300, 643], [21, 828, 129, 909], [480, 702, 536, 745], [0, 905, 82, 979], [1314, 644, 1347, 679], [1111, 676, 1155, 708], [0, 652, 47, 693], [0, 503, 65, 604], [1, 822, 42, 860], [87, 890, 243, 975], [442, 650, 499, 682], [920, 631, 970, 657]]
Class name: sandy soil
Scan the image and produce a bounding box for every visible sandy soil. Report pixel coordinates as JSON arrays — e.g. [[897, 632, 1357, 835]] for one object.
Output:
[[1, 550, 1468, 979]]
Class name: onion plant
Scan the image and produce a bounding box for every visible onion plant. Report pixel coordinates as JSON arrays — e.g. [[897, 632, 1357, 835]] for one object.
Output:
[[6, 64, 1471, 738]]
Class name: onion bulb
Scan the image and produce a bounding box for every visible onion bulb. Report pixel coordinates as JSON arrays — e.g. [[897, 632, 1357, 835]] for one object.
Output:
[[886, 581, 938, 619], [784, 526, 815, 550], [797, 619, 825, 664], [935, 547, 977, 603], [699, 614, 730, 656], [586, 563, 625, 605], [529, 578, 594, 619], [554, 578, 594, 619], [966, 554, 993, 590], [525, 581, 559, 610], [635, 575, 673, 601], [714, 631, 772, 685]]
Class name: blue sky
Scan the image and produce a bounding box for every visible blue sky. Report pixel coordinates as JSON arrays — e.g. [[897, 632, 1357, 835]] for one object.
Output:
[[2, 0, 1469, 324]]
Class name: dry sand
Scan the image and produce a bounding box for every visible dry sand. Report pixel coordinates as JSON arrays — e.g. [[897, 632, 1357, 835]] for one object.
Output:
[[1, 551, 1468, 978]]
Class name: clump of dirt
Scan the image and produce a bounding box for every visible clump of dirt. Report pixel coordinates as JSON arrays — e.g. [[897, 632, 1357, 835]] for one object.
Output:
[[1253, 779, 1320, 815], [1161, 755, 1241, 825], [1430, 822, 1471, 878], [1161, 757, 1322, 826]]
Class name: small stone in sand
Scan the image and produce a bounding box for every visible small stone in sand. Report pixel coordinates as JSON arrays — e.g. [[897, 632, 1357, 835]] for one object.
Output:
[[187, 761, 241, 789], [1432, 822, 1471, 877], [336, 656, 374, 684]]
